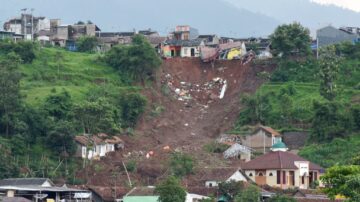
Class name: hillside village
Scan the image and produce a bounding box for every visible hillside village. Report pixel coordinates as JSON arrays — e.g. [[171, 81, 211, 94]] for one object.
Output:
[[0, 11, 359, 202]]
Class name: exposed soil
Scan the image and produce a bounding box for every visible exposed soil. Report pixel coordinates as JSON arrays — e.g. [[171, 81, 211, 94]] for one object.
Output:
[[78, 58, 276, 188]]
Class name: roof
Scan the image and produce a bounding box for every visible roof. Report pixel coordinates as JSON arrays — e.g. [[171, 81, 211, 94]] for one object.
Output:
[[241, 151, 323, 170], [201, 168, 239, 181], [0, 178, 52, 187], [272, 142, 288, 149], [254, 126, 281, 137], [1, 197, 32, 202], [75, 134, 123, 145], [88, 186, 129, 201], [219, 41, 243, 51], [164, 39, 204, 47], [145, 36, 167, 45], [123, 196, 159, 202], [125, 187, 156, 197]]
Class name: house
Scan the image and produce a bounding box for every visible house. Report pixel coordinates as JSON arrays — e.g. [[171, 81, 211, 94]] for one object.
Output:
[[172, 25, 199, 40], [241, 151, 324, 189], [162, 39, 204, 58], [223, 143, 252, 161], [0, 31, 24, 41], [198, 35, 220, 46], [74, 133, 124, 160], [88, 186, 129, 202], [200, 168, 248, 188], [0, 178, 91, 202], [218, 41, 247, 60], [240, 126, 282, 153], [317, 25, 359, 48], [121, 186, 209, 202]]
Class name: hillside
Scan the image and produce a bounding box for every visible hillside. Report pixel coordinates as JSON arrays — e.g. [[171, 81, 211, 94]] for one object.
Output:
[[20, 47, 130, 105]]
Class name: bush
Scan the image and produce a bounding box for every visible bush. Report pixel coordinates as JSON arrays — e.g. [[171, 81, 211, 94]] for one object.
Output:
[[126, 160, 137, 172], [0, 40, 36, 63], [204, 142, 229, 153], [76, 36, 98, 52], [170, 152, 194, 177], [120, 93, 147, 128]]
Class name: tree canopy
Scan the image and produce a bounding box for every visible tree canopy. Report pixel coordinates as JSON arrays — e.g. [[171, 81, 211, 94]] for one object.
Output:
[[155, 176, 186, 202], [270, 22, 311, 58], [76, 36, 98, 53], [104, 34, 162, 83]]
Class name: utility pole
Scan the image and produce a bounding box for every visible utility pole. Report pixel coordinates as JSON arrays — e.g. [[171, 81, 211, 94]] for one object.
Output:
[[31, 8, 34, 41]]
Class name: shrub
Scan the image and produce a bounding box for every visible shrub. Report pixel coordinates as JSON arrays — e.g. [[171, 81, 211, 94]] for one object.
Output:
[[76, 36, 98, 52], [204, 142, 229, 153], [170, 152, 194, 177], [120, 93, 147, 128]]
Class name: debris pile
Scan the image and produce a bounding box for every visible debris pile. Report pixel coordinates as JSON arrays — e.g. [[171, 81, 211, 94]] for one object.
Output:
[[162, 74, 228, 104]]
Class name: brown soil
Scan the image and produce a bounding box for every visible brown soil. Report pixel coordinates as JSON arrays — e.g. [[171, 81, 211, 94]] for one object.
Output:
[[78, 58, 276, 187]]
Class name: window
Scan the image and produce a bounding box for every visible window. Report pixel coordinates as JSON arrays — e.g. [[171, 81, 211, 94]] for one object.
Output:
[[249, 173, 253, 177], [258, 172, 264, 176], [283, 171, 286, 184], [209, 183, 213, 187], [269, 172, 273, 176], [277, 170, 281, 184]]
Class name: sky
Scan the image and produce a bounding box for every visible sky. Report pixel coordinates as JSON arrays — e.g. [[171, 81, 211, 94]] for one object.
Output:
[[311, 0, 360, 12]]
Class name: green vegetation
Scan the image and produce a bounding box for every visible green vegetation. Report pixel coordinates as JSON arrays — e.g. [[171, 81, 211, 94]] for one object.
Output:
[[234, 184, 261, 202], [0, 40, 150, 181], [104, 34, 161, 83], [270, 22, 312, 58], [155, 176, 186, 202], [218, 180, 244, 201], [169, 152, 194, 178], [76, 36, 98, 53], [203, 142, 229, 153]]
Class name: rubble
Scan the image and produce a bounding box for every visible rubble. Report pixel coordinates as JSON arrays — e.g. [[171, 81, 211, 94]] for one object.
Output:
[[161, 73, 229, 105]]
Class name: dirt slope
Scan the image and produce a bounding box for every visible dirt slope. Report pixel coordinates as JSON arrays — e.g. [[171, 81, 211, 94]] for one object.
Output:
[[79, 58, 275, 188]]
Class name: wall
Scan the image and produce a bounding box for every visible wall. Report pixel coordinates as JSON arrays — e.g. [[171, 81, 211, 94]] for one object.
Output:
[[205, 181, 218, 187], [181, 46, 200, 57], [317, 26, 358, 47], [241, 130, 272, 153], [226, 171, 247, 182]]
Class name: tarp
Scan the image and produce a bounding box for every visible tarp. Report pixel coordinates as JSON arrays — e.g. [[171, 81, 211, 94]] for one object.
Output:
[[74, 192, 91, 199]]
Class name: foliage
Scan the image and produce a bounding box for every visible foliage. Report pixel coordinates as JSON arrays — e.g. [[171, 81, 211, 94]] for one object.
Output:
[[309, 101, 353, 142], [43, 90, 73, 121], [119, 93, 147, 128], [169, 152, 194, 178], [0, 53, 22, 136], [218, 180, 244, 201], [335, 42, 360, 59], [155, 176, 186, 202], [0, 143, 19, 178], [234, 184, 261, 202], [76, 36, 98, 53], [321, 165, 360, 200], [270, 22, 312, 58], [299, 135, 360, 168], [267, 194, 296, 202], [125, 160, 137, 172], [74, 97, 121, 134], [0, 40, 36, 63], [104, 34, 162, 83], [318, 46, 341, 101], [204, 142, 229, 153], [236, 92, 272, 127], [271, 59, 319, 82]]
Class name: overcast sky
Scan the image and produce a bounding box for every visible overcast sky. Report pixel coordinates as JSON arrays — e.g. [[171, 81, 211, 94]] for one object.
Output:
[[311, 0, 360, 12]]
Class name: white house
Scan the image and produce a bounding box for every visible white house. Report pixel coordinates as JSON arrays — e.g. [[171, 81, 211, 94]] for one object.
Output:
[[203, 168, 248, 188], [75, 134, 124, 160], [180, 39, 204, 57]]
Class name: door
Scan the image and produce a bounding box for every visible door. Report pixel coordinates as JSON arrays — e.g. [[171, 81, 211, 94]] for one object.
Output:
[[191, 48, 195, 57], [171, 49, 175, 57]]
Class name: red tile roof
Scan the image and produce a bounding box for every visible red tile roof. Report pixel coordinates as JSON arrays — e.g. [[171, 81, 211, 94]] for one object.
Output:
[[241, 151, 323, 170], [258, 126, 281, 137]]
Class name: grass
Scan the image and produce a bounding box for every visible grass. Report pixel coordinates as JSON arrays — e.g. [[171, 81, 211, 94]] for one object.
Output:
[[299, 133, 360, 168], [19, 47, 131, 105]]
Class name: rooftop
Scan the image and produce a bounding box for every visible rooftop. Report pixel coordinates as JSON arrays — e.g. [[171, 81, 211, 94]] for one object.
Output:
[[241, 151, 323, 171]]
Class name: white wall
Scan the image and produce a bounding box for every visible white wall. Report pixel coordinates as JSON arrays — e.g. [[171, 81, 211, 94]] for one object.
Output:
[[205, 181, 218, 187], [226, 171, 247, 182], [181, 46, 200, 57]]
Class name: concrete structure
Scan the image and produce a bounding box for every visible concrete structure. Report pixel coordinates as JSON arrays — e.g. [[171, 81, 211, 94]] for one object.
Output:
[[173, 25, 199, 40], [162, 39, 204, 58], [241, 126, 282, 153], [242, 151, 324, 189], [0, 178, 90, 202], [317, 25, 359, 48], [198, 34, 220, 46]]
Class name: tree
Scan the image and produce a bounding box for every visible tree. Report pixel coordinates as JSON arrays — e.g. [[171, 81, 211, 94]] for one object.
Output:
[[46, 120, 76, 155], [321, 165, 360, 201], [169, 152, 194, 178], [76, 36, 98, 53], [74, 97, 121, 134], [119, 93, 147, 127], [0, 144, 19, 178], [267, 194, 296, 202], [310, 101, 352, 142], [155, 176, 186, 202], [318, 46, 341, 101], [234, 184, 261, 202], [104, 34, 162, 83], [0, 40, 36, 63], [270, 22, 311, 58], [43, 90, 73, 121], [237, 92, 272, 126], [218, 180, 244, 201], [0, 53, 22, 136]]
